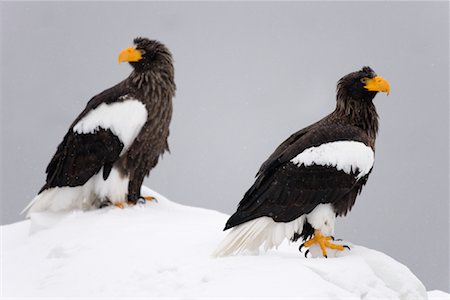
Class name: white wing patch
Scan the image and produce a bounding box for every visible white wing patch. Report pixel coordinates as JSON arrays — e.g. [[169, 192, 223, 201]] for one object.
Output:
[[291, 141, 374, 179], [73, 99, 148, 149]]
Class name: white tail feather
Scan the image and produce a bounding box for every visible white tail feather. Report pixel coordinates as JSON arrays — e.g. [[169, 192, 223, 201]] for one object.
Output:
[[212, 216, 305, 257], [21, 186, 92, 217], [21, 167, 130, 218], [20, 195, 40, 216]]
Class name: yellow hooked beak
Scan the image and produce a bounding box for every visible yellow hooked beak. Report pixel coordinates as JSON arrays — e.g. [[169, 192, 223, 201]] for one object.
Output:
[[364, 75, 390, 95], [118, 47, 143, 63]]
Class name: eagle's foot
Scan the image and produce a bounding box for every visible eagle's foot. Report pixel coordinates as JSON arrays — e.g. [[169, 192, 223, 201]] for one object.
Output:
[[135, 198, 146, 205], [136, 196, 158, 204], [127, 196, 157, 206], [114, 201, 126, 209], [98, 199, 112, 209], [299, 230, 349, 258], [143, 196, 156, 202], [135, 196, 158, 204]]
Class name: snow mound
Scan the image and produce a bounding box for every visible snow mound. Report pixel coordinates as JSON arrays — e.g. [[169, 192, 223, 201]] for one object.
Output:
[[2, 187, 430, 299], [428, 290, 450, 299]]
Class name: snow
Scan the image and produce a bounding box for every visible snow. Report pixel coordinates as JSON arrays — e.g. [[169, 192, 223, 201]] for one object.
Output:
[[73, 98, 147, 150], [1, 187, 438, 299], [428, 290, 450, 299], [291, 141, 374, 180]]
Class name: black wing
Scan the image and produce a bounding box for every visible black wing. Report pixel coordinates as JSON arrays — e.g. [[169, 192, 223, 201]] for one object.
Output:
[[256, 120, 318, 177], [40, 82, 130, 193], [225, 123, 371, 230]]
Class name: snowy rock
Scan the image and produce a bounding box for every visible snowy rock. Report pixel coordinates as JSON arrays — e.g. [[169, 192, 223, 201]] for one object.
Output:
[[2, 187, 432, 299]]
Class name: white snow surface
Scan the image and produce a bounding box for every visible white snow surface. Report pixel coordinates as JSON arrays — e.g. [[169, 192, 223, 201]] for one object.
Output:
[[73, 98, 147, 150], [1, 187, 434, 299], [428, 290, 450, 299], [291, 141, 375, 179]]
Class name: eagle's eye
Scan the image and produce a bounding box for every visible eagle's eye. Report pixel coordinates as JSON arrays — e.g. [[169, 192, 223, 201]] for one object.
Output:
[[138, 49, 146, 55], [360, 77, 368, 84]]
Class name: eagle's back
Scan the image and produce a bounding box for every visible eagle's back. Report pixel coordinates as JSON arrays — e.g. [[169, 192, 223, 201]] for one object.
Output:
[[225, 118, 374, 231]]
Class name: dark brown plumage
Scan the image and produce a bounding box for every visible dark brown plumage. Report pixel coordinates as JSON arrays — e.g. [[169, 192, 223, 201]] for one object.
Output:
[[23, 37, 175, 215], [214, 66, 390, 257]]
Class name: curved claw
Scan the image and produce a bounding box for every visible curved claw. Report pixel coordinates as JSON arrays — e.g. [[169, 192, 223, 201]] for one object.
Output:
[[324, 254, 328, 258], [331, 236, 343, 241], [343, 245, 351, 251], [144, 195, 158, 203], [99, 200, 112, 209], [304, 249, 310, 258], [136, 197, 146, 205], [299, 243, 305, 253]]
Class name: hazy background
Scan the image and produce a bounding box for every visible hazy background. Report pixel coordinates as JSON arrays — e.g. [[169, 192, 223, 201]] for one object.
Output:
[[1, 1, 448, 292]]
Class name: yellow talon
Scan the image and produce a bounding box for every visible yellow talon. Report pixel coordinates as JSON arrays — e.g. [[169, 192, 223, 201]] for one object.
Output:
[[143, 196, 155, 201], [114, 202, 126, 209], [303, 230, 346, 257], [114, 197, 154, 209]]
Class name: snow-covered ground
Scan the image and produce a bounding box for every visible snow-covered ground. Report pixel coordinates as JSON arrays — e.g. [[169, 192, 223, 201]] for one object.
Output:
[[1, 187, 448, 299]]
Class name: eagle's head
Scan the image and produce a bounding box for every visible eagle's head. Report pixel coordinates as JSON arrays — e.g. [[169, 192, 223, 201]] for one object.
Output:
[[336, 66, 390, 102], [118, 37, 173, 73]]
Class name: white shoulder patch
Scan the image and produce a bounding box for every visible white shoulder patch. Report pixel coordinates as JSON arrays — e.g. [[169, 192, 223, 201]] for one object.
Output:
[[73, 99, 148, 149], [291, 141, 374, 179]]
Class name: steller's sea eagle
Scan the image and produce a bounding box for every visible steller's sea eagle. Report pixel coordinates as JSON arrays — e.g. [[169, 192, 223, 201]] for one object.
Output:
[[213, 66, 390, 258], [23, 37, 176, 216]]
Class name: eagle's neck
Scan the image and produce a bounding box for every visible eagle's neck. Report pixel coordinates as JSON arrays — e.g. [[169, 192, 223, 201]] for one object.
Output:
[[334, 96, 379, 139], [129, 71, 153, 99], [128, 69, 176, 101]]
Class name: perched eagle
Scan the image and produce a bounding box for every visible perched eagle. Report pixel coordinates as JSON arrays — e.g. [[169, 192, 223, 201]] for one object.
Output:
[[23, 37, 176, 216], [213, 66, 390, 258]]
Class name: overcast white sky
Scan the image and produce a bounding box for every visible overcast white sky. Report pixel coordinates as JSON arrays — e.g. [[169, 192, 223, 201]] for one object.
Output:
[[1, 1, 449, 292]]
